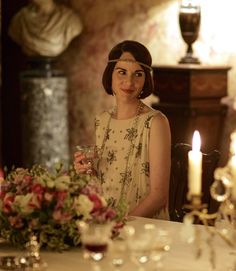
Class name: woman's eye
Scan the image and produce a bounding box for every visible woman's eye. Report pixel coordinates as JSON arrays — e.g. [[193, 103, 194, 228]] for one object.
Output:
[[118, 70, 126, 75], [135, 72, 144, 77]]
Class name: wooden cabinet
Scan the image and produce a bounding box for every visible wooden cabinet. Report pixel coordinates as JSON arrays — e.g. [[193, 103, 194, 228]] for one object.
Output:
[[152, 65, 231, 152]]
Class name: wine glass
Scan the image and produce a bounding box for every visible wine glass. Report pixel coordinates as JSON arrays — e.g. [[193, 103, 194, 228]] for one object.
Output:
[[76, 145, 98, 175], [124, 224, 155, 270], [78, 221, 113, 262], [124, 223, 171, 270], [149, 229, 171, 270], [109, 239, 127, 270]]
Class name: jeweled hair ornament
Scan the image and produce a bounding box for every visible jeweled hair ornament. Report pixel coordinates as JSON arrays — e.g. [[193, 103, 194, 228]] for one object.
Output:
[[108, 58, 153, 72]]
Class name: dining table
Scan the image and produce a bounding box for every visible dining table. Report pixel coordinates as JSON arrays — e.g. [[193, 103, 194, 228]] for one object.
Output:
[[0, 216, 235, 271]]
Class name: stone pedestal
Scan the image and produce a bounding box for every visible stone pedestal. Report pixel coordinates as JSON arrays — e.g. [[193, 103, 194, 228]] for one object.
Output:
[[20, 57, 69, 170]]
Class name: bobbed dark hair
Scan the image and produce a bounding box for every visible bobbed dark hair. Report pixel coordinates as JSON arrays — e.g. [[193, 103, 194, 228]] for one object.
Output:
[[102, 40, 154, 99]]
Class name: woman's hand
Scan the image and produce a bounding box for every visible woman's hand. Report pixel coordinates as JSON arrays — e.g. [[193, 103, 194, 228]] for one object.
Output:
[[73, 151, 96, 175]]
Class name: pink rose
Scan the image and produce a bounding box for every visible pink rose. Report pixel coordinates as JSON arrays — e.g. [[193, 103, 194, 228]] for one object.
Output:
[[55, 191, 68, 209], [88, 194, 103, 212], [3, 193, 15, 213], [29, 193, 42, 209], [31, 183, 44, 194]]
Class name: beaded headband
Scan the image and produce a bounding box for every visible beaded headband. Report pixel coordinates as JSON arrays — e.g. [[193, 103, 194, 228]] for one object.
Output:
[[108, 58, 153, 72]]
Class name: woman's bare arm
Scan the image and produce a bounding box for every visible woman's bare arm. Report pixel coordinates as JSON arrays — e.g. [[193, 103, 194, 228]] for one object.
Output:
[[129, 112, 171, 218]]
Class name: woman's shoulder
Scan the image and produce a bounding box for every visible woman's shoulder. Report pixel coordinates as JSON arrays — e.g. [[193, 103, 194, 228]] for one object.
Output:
[[95, 110, 111, 123], [142, 106, 169, 126], [142, 105, 166, 119]]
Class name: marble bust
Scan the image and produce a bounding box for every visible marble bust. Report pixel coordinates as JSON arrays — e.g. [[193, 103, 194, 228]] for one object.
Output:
[[8, 0, 83, 57]]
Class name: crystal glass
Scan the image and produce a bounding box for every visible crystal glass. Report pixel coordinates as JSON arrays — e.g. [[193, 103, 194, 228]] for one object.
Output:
[[149, 229, 171, 270], [78, 221, 113, 262], [124, 224, 155, 269], [109, 239, 127, 270], [124, 223, 171, 270], [76, 145, 99, 175]]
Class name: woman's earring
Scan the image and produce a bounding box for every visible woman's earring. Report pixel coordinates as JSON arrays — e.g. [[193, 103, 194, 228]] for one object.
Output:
[[138, 90, 144, 98]]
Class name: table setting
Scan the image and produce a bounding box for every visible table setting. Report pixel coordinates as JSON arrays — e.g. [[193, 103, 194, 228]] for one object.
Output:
[[0, 216, 235, 271], [1, 131, 236, 271]]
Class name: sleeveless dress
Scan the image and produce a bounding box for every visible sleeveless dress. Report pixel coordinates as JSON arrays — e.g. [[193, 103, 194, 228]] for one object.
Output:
[[95, 109, 169, 220]]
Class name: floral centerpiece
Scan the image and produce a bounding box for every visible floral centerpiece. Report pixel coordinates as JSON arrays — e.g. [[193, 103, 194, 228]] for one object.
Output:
[[0, 164, 126, 251]]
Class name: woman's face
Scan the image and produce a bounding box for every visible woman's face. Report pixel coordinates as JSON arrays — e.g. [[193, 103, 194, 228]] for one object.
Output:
[[111, 52, 145, 100]]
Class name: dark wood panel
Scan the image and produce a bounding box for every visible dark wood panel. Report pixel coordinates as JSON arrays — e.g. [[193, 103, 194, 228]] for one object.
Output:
[[2, 1, 28, 168], [152, 65, 230, 153], [153, 65, 231, 103]]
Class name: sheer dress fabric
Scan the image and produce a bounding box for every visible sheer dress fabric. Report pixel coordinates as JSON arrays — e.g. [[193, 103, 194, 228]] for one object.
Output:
[[95, 109, 169, 220]]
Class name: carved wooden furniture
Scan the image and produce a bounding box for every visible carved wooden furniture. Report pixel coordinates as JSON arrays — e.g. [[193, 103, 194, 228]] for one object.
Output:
[[152, 65, 231, 153]]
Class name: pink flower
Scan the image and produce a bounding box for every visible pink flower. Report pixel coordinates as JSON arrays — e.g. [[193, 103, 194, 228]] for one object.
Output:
[[0, 189, 6, 199], [29, 193, 42, 209], [31, 183, 44, 194], [52, 209, 72, 223], [104, 208, 116, 220], [22, 175, 33, 188], [88, 193, 103, 212], [8, 215, 23, 229], [55, 191, 68, 209], [91, 208, 116, 223], [44, 192, 54, 203], [3, 193, 15, 213]]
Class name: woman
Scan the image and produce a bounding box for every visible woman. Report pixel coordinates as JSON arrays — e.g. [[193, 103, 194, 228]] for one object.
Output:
[[74, 40, 171, 219]]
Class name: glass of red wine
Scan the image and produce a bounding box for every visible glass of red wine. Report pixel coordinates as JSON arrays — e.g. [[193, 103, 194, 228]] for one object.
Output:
[[78, 221, 113, 262]]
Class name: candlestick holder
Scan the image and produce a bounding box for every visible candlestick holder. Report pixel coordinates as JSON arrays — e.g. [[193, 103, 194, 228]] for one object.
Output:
[[184, 194, 217, 226], [186, 193, 206, 209], [183, 141, 236, 269]]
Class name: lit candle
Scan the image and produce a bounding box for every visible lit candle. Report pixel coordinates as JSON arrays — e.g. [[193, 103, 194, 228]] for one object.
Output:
[[230, 132, 236, 199], [188, 130, 203, 196], [231, 155, 236, 199]]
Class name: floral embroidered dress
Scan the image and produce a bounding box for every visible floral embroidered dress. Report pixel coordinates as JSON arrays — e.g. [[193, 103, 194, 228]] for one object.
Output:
[[95, 109, 169, 219]]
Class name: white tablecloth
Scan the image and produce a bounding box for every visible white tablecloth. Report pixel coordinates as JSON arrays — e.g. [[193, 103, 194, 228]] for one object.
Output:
[[1, 216, 235, 271]]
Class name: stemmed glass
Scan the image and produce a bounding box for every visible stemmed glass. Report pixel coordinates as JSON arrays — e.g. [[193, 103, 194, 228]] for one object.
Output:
[[149, 229, 171, 270], [109, 239, 127, 270], [78, 221, 114, 263], [124, 224, 155, 270], [124, 223, 171, 270], [76, 145, 99, 175]]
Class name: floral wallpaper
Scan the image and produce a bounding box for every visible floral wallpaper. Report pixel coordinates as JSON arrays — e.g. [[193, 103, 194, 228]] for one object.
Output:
[[57, 0, 236, 162]]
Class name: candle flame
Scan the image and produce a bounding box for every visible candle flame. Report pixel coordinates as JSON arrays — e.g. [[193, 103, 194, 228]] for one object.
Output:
[[192, 130, 201, 152], [181, 0, 201, 7]]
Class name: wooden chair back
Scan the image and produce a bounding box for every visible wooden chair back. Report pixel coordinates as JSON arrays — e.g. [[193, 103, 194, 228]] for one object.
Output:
[[169, 143, 220, 222]]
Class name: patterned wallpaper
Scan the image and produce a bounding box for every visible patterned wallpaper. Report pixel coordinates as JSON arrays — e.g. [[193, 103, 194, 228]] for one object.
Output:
[[57, 0, 236, 160]]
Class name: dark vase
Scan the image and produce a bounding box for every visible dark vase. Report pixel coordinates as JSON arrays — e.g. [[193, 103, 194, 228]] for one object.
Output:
[[178, 2, 201, 64]]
